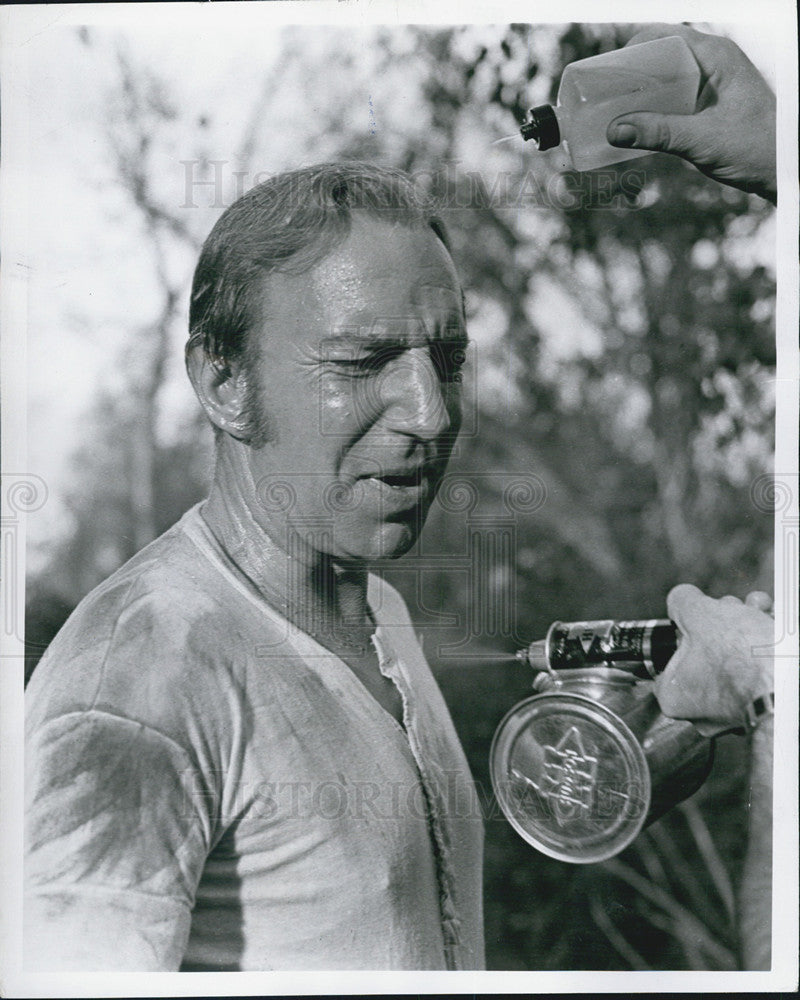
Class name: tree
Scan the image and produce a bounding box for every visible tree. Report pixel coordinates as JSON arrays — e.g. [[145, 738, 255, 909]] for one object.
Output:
[[27, 21, 775, 970]]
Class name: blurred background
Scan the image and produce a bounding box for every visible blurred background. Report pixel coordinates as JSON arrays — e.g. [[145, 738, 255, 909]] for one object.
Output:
[[23, 18, 775, 971]]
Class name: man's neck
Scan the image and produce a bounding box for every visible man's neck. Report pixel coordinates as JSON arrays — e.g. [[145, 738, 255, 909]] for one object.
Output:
[[201, 439, 373, 649]]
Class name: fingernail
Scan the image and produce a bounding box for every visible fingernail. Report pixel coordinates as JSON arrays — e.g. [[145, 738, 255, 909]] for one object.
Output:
[[610, 123, 637, 147]]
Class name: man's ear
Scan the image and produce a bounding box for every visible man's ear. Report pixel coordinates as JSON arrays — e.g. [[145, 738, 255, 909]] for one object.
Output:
[[185, 342, 252, 440]]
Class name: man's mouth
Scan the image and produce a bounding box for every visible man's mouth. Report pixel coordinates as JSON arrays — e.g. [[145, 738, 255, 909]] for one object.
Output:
[[367, 469, 425, 489], [355, 464, 439, 505]]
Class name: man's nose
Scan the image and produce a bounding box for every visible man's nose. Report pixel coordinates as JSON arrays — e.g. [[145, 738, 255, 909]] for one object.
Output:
[[377, 347, 453, 439]]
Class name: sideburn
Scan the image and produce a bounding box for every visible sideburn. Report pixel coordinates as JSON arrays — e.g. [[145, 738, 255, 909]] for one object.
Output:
[[241, 369, 274, 450]]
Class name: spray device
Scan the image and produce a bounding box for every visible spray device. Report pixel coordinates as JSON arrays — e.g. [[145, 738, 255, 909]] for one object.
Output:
[[490, 618, 715, 863]]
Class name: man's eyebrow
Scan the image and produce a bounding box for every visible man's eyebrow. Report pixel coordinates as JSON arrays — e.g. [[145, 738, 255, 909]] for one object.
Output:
[[320, 333, 384, 344], [318, 333, 396, 352], [320, 323, 469, 347]]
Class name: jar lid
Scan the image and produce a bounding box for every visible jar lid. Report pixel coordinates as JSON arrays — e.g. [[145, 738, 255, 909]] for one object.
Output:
[[490, 691, 651, 863]]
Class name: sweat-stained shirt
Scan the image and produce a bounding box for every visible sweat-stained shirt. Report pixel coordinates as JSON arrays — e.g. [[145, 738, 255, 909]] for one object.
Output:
[[24, 504, 485, 971]]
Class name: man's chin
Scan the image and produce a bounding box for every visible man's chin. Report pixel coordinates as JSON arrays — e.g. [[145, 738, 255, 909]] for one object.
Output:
[[378, 530, 419, 560], [336, 522, 422, 563]]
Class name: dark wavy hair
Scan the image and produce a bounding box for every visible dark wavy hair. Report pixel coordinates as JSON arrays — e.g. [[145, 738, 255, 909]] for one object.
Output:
[[187, 161, 451, 368]]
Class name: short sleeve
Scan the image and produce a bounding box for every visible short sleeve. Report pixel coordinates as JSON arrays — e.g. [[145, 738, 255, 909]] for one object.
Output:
[[25, 709, 214, 971]]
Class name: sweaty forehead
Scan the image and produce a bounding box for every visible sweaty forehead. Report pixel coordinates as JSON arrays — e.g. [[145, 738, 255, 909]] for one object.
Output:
[[250, 217, 464, 355], [306, 217, 462, 318]]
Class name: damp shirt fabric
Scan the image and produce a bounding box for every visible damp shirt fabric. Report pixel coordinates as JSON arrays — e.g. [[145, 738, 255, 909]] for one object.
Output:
[[24, 504, 486, 971]]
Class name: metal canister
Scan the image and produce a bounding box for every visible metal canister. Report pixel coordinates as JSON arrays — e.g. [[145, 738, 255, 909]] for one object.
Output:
[[490, 620, 714, 863]]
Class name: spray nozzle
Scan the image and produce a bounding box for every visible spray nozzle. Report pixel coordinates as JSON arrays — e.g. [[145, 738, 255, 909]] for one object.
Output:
[[520, 105, 561, 150], [515, 640, 549, 671]]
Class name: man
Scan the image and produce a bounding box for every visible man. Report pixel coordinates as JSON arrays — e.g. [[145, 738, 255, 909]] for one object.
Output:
[[25, 24, 778, 971], [26, 168, 485, 971]]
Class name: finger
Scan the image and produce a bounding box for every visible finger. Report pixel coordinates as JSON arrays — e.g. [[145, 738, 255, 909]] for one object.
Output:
[[744, 590, 773, 613], [607, 112, 700, 158], [655, 652, 713, 727], [693, 718, 740, 739], [666, 583, 714, 632], [653, 648, 687, 710], [719, 594, 743, 606]]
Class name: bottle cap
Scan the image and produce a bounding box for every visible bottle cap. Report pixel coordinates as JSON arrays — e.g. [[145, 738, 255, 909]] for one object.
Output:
[[490, 691, 651, 863], [520, 104, 561, 151]]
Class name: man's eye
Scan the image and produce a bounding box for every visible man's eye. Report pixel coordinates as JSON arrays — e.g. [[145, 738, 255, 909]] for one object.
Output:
[[430, 341, 468, 382]]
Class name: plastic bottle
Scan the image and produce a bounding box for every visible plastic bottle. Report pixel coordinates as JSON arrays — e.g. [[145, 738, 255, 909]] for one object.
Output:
[[521, 36, 701, 171]]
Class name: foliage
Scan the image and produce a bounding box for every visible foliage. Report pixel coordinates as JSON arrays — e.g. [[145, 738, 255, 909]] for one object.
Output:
[[26, 21, 775, 969]]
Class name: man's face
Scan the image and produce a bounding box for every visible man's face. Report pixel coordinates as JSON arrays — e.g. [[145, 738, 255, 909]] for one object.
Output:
[[242, 215, 466, 564]]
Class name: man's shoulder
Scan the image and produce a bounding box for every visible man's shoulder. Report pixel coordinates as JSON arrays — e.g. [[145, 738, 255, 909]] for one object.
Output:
[[53, 505, 221, 638], [26, 506, 241, 726]]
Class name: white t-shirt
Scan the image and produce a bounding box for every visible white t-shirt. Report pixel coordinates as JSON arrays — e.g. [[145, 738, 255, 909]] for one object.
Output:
[[25, 504, 485, 971]]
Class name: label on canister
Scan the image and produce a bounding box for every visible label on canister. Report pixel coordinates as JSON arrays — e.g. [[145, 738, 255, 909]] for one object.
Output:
[[546, 619, 676, 677], [490, 691, 651, 863]]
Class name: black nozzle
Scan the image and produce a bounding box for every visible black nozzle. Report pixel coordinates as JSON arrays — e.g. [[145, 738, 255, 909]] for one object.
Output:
[[520, 104, 560, 151]]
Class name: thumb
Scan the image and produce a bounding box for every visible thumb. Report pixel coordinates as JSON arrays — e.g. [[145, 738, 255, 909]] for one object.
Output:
[[666, 582, 711, 634], [607, 112, 699, 159]]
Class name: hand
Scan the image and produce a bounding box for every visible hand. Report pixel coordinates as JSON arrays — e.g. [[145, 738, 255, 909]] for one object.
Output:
[[655, 583, 774, 737], [606, 24, 777, 204]]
